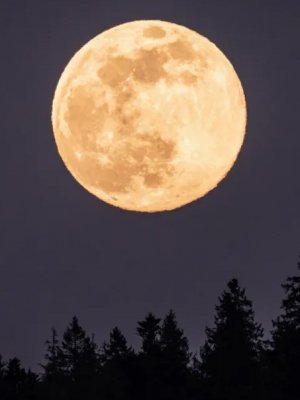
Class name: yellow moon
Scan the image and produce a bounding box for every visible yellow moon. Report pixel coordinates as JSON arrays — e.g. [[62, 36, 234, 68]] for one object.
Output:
[[52, 20, 246, 212]]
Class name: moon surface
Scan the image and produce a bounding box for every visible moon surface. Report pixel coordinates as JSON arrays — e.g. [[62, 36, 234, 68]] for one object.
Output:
[[52, 20, 246, 212]]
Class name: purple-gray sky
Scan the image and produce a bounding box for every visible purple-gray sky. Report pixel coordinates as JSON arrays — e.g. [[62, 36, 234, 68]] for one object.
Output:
[[1, 0, 299, 370]]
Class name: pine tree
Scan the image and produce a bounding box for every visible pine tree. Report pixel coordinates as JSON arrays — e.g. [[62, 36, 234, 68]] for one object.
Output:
[[268, 261, 300, 399], [101, 326, 133, 363], [136, 313, 162, 400], [4, 357, 27, 398], [40, 327, 67, 400], [0, 356, 6, 398], [4, 357, 26, 383], [137, 312, 161, 355], [200, 279, 264, 400], [160, 310, 190, 366], [0, 355, 5, 380], [60, 316, 98, 382], [100, 327, 135, 400], [159, 310, 191, 399], [42, 328, 63, 381], [61, 316, 86, 377]]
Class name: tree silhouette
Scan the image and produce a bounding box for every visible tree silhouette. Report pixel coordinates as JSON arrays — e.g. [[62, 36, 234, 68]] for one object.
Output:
[[60, 316, 86, 378], [0, 355, 5, 378], [268, 261, 300, 399], [101, 327, 133, 363], [58, 316, 98, 400], [4, 358, 26, 396], [137, 312, 161, 355], [136, 312, 162, 399], [200, 278, 264, 400], [159, 310, 191, 399], [60, 316, 98, 381], [2, 357, 39, 399], [160, 310, 190, 365], [42, 328, 63, 381], [100, 327, 135, 400], [2, 262, 300, 400], [41, 328, 67, 400], [0, 355, 5, 398]]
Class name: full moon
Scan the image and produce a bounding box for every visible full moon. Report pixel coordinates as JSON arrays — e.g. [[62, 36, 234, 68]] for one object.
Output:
[[52, 20, 246, 212]]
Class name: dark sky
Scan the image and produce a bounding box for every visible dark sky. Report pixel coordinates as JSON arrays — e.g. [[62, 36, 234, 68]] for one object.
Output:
[[1, 0, 299, 370]]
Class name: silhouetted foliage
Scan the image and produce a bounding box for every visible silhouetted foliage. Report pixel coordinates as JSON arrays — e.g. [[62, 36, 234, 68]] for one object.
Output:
[[100, 327, 135, 400], [60, 316, 97, 380], [137, 312, 161, 355], [267, 261, 300, 400], [60, 316, 98, 399], [101, 327, 133, 363], [40, 328, 67, 400], [0, 355, 5, 377], [160, 309, 190, 364], [1, 260, 300, 400], [135, 310, 194, 400], [136, 312, 162, 399], [200, 278, 264, 400], [41, 328, 63, 381], [0, 357, 39, 400], [158, 310, 192, 399]]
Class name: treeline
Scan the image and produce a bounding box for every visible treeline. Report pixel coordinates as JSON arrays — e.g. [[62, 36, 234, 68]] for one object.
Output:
[[0, 262, 299, 400]]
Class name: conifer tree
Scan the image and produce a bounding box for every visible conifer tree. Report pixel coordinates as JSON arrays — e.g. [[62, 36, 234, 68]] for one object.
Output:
[[101, 326, 133, 363], [159, 310, 191, 399], [269, 261, 300, 399], [60, 316, 98, 382], [4, 357, 26, 384], [100, 327, 135, 400], [137, 312, 161, 355], [0, 355, 5, 380], [4, 357, 27, 398], [42, 328, 63, 381], [200, 279, 264, 400], [136, 313, 162, 400], [160, 310, 190, 366], [0, 356, 6, 398]]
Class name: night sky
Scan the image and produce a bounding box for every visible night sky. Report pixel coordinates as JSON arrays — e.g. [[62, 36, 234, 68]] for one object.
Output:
[[1, 0, 299, 370]]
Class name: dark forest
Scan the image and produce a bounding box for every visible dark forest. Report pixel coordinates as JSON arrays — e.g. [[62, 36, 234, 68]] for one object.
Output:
[[1, 261, 299, 400]]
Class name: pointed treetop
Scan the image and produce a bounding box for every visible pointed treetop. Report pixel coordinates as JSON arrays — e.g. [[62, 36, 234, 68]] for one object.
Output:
[[201, 278, 263, 364], [160, 309, 190, 365], [137, 312, 161, 354], [272, 261, 300, 336], [41, 327, 63, 379], [102, 326, 132, 362]]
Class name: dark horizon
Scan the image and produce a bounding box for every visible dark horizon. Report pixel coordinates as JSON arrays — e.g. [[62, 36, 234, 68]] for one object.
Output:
[[1, 272, 300, 400], [1, 265, 299, 372], [1, 0, 300, 373]]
